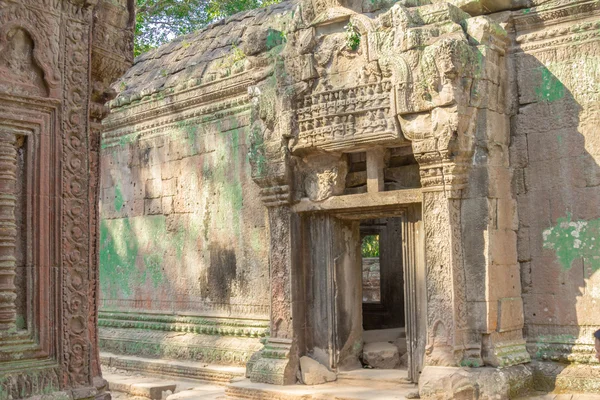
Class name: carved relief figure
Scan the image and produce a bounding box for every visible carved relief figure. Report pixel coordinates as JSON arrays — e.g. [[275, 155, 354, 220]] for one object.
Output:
[[0, 28, 47, 97]]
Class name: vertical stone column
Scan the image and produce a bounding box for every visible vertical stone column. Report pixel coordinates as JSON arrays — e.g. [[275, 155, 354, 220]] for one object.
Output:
[[0, 131, 17, 332], [248, 202, 301, 385], [416, 153, 476, 368]]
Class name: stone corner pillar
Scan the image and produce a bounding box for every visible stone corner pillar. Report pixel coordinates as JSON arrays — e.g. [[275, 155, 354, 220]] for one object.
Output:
[[391, 11, 530, 399], [246, 118, 302, 385], [247, 202, 301, 386]]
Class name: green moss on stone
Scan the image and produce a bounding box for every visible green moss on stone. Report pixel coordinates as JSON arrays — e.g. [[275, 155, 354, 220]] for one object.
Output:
[[543, 213, 600, 271]]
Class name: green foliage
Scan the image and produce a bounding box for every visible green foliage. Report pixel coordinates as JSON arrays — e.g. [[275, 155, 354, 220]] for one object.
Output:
[[361, 235, 380, 258], [134, 0, 282, 57], [344, 21, 361, 51]]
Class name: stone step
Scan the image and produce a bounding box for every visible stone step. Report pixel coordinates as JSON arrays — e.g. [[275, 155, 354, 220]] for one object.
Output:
[[362, 328, 405, 344], [337, 368, 413, 388], [104, 372, 178, 399], [101, 352, 245, 385], [225, 377, 418, 399], [104, 371, 227, 400]]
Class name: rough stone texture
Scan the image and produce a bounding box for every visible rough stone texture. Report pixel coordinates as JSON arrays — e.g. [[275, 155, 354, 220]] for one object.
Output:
[[100, 5, 279, 366], [0, 0, 133, 399], [362, 257, 380, 303], [510, 1, 600, 389], [298, 356, 337, 385], [362, 342, 400, 369], [419, 365, 533, 400], [101, 0, 600, 397]]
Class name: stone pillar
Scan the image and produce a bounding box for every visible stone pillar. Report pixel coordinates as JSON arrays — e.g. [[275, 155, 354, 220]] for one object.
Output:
[[366, 147, 385, 193], [415, 152, 476, 367], [247, 97, 302, 383], [248, 204, 300, 385], [246, 201, 302, 385], [0, 131, 17, 332]]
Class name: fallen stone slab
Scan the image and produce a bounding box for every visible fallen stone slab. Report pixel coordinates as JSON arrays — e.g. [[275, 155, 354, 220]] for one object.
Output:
[[165, 385, 224, 400], [299, 356, 337, 385], [362, 342, 400, 369], [130, 382, 178, 399], [105, 373, 177, 399]]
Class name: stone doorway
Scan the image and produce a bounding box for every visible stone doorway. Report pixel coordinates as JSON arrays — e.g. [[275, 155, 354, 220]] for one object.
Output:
[[302, 204, 425, 382], [360, 218, 407, 373]]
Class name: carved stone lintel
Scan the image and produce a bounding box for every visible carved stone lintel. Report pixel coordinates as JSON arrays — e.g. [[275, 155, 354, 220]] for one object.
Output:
[[0, 131, 17, 331]]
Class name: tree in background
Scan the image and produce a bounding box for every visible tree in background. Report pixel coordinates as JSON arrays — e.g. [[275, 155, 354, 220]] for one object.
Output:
[[361, 235, 380, 258], [135, 0, 281, 57]]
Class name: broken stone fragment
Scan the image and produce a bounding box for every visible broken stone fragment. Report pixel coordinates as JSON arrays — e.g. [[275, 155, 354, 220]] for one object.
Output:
[[299, 356, 337, 385], [362, 342, 400, 369]]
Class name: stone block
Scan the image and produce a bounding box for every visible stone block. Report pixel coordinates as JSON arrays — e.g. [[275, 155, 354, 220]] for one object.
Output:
[[512, 168, 526, 196], [133, 199, 145, 216], [526, 131, 558, 164], [162, 178, 177, 197], [299, 356, 336, 385], [488, 263, 520, 301], [520, 261, 532, 292], [487, 142, 509, 168], [161, 160, 181, 180], [497, 297, 524, 332], [467, 301, 489, 332], [516, 227, 531, 263], [488, 166, 512, 199], [129, 382, 177, 399], [394, 337, 408, 356], [509, 135, 528, 169], [488, 229, 517, 266], [162, 196, 174, 215], [145, 179, 162, 199], [485, 110, 509, 146], [496, 198, 518, 231], [145, 198, 162, 215], [362, 342, 399, 369]]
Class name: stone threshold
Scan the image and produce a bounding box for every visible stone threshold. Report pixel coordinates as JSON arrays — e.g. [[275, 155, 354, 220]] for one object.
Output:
[[101, 352, 245, 385], [104, 371, 226, 400], [225, 377, 418, 400]]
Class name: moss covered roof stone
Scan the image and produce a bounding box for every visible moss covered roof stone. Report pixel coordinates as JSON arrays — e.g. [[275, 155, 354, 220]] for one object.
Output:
[[109, 0, 297, 110]]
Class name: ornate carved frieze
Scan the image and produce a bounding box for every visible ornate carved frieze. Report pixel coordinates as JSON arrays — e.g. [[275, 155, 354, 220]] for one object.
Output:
[[295, 78, 397, 151]]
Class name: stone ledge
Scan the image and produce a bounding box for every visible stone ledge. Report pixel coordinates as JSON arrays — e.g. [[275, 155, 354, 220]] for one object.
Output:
[[225, 377, 417, 400], [100, 327, 263, 366], [101, 353, 245, 385], [531, 361, 600, 394], [418, 365, 534, 399]]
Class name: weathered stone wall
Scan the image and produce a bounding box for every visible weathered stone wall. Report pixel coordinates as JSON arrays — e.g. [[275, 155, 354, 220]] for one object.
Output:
[[0, 0, 133, 399], [510, 1, 600, 389], [99, 108, 270, 363], [98, 4, 296, 364], [100, 0, 600, 396]]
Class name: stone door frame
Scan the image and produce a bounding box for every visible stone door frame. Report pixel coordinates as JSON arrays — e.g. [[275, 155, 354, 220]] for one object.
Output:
[[0, 94, 62, 374], [297, 201, 425, 381]]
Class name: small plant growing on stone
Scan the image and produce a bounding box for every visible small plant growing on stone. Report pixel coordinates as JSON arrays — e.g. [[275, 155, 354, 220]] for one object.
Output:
[[345, 21, 361, 51]]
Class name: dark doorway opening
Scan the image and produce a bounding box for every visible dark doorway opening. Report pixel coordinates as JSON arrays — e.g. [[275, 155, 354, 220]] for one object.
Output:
[[301, 205, 424, 382], [359, 218, 408, 372]]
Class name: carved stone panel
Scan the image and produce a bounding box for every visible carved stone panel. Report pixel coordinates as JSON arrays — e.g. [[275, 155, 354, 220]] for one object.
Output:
[[0, 1, 133, 399]]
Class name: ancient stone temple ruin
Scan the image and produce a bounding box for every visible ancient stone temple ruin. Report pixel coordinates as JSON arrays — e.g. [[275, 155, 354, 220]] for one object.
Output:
[[2, 0, 600, 398], [0, 0, 133, 398], [98, 0, 600, 397]]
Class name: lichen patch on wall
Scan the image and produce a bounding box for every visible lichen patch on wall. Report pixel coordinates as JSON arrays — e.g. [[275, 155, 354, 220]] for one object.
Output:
[[543, 213, 600, 271]]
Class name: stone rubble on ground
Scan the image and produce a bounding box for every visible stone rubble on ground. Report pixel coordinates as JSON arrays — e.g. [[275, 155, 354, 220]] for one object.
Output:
[[299, 356, 337, 385], [362, 342, 400, 369]]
